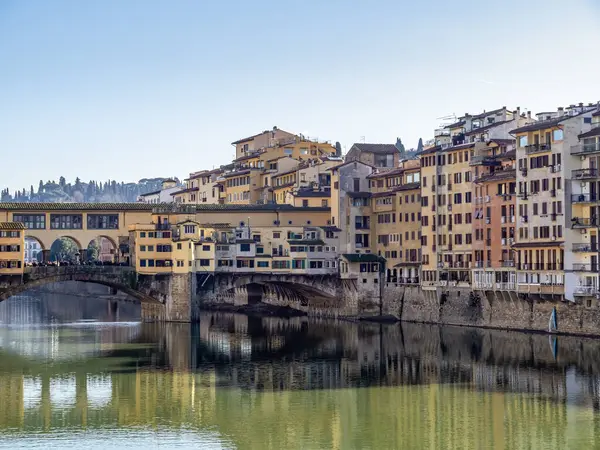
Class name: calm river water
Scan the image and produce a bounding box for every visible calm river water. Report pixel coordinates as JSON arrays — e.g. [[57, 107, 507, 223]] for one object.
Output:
[[2, 293, 600, 449]]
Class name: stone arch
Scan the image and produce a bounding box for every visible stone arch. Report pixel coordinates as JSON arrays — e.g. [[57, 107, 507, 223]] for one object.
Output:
[[24, 235, 46, 251], [47, 236, 84, 263], [85, 236, 118, 263]]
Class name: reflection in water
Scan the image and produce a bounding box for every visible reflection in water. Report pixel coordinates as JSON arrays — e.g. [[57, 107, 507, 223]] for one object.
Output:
[[1, 313, 600, 448]]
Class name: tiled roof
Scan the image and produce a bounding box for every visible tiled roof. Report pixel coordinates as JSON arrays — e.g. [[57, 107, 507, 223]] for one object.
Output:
[[367, 167, 405, 179], [418, 145, 441, 156], [0, 202, 331, 213], [511, 241, 564, 249], [287, 239, 326, 246], [171, 187, 199, 195], [464, 120, 511, 136], [222, 169, 252, 178], [0, 202, 158, 211], [593, 110, 600, 117], [0, 222, 26, 230], [441, 142, 475, 153], [319, 226, 342, 232], [350, 143, 399, 154], [579, 127, 600, 139], [231, 128, 295, 145], [139, 190, 161, 196], [474, 169, 516, 183], [327, 160, 376, 172], [470, 107, 506, 120], [293, 190, 330, 198], [233, 151, 264, 162], [487, 138, 515, 147], [346, 191, 371, 199], [510, 110, 593, 134], [444, 120, 466, 129], [342, 253, 386, 263], [395, 182, 420, 191]]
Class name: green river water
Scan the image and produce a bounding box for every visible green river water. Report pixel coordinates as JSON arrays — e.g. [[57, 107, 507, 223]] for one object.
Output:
[[1, 298, 600, 449]]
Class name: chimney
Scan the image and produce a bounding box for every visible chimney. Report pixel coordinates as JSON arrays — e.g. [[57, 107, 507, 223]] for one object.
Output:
[[527, 111, 532, 119], [515, 106, 521, 118], [557, 107, 564, 117], [579, 103, 584, 107]]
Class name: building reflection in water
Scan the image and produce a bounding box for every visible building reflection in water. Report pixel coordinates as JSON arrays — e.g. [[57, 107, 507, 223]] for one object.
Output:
[[1, 313, 600, 448]]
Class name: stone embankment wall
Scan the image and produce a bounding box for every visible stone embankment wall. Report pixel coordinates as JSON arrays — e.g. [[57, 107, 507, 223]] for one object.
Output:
[[381, 285, 600, 336]]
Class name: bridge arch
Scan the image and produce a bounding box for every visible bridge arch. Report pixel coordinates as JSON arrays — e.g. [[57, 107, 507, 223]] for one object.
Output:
[[0, 267, 166, 323]]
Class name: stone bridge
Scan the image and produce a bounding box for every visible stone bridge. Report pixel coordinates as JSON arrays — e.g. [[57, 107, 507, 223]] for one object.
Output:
[[195, 272, 367, 316], [0, 266, 193, 322]]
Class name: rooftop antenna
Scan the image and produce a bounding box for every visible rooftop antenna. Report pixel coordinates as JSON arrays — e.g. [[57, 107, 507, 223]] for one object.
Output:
[[436, 113, 457, 121], [360, 136, 366, 143]]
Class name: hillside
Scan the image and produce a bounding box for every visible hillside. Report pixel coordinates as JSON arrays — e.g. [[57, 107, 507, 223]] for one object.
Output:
[[0, 177, 180, 203]]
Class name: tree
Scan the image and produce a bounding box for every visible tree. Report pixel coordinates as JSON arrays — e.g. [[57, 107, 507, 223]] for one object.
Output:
[[30, 185, 34, 198], [417, 138, 424, 153], [38, 180, 44, 194], [86, 239, 100, 261], [335, 141, 342, 156], [50, 238, 79, 262], [59, 176, 66, 189], [395, 137, 405, 154]]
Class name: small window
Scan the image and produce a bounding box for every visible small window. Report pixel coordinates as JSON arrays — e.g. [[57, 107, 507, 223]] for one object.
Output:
[[553, 129, 564, 141]]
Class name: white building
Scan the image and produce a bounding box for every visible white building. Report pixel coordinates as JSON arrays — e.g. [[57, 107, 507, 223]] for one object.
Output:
[[137, 179, 180, 204]]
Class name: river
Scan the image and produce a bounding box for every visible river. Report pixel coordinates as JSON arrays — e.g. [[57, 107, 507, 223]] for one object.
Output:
[[2, 290, 600, 449]]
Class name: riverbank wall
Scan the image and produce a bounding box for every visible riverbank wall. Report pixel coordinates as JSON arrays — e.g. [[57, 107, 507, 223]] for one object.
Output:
[[379, 285, 600, 337]]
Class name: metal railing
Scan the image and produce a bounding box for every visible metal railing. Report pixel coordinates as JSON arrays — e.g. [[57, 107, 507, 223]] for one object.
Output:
[[572, 217, 599, 228], [525, 143, 552, 154], [572, 243, 598, 252], [572, 194, 599, 203], [571, 143, 600, 155], [573, 264, 598, 272], [572, 168, 599, 180]]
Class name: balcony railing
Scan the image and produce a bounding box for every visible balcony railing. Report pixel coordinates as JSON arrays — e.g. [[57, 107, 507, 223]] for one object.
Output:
[[572, 217, 599, 228], [572, 194, 599, 203], [155, 223, 171, 230], [573, 243, 598, 252], [496, 282, 516, 291], [501, 260, 515, 267], [573, 264, 598, 272], [525, 143, 552, 154], [571, 143, 600, 155], [574, 286, 599, 296], [572, 168, 600, 180]]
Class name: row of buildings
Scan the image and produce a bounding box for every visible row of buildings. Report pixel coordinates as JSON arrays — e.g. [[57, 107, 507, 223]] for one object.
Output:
[[3, 101, 600, 306], [135, 102, 600, 303]]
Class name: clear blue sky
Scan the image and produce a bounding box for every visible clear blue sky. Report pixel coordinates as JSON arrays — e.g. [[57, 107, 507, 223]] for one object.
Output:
[[1, 0, 599, 192]]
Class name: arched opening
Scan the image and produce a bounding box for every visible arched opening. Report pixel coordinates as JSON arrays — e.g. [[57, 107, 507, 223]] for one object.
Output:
[[48, 236, 83, 264], [85, 237, 117, 264], [24, 237, 45, 264]]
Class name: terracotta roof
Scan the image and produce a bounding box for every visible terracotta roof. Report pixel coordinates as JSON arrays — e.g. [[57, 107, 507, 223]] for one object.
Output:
[[346, 191, 371, 199], [441, 142, 475, 152], [487, 138, 515, 146], [579, 127, 600, 139], [0, 202, 330, 213], [470, 107, 507, 120], [292, 191, 330, 198], [0, 202, 158, 211], [233, 151, 264, 162], [367, 167, 406, 179], [342, 254, 386, 263], [222, 169, 251, 178], [510, 110, 593, 134], [231, 128, 295, 145], [512, 241, 564, 249], [395, 182, 420, 191], [444, 120, 466, 129], [170, 187, 199, 195], [139, 190, 161, 196], [350, 143, 400, 154], [328, 160, 376, 172], [474, 169, 516, 183], [418, 145, 441, 156], [319, 226, 342, 232], [0, 222, 26, 230], [464, 120, 511, 136]]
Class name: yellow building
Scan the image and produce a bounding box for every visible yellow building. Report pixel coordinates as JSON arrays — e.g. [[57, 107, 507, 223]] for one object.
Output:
[[172, 169, 223, 204], [419, 146, 441, 288], [0, 222, 25, 275]]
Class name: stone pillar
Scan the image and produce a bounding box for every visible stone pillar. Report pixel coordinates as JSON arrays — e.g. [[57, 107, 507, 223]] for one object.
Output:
[[41, 249, 51, 263], [165, 273, 192, 322]]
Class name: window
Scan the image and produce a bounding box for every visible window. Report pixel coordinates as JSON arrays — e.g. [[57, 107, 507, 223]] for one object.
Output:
[[553, 129, 564, 141], [240, 243, 251, 252], [87, 214, 119, 229], [50, 214, 83, 229], [519, 135, 528, 147], [302, 200, 309, 207], [199, 259, 210, 266], [321, 199, 328, 207], [272, 232, 281, 239], [184, 225, 196, 234], [140, 259, 147, 267], [177, 243, 182, 250], [140, 232, 146, 238], [140, 245, 146, 252], [257, 261, 269, 268], [12, 214, 45, 229], [353, 178, 360, 192]]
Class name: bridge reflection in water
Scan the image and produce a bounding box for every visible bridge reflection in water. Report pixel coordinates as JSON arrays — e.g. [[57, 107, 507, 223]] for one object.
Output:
[[1, 315, 600, 448]]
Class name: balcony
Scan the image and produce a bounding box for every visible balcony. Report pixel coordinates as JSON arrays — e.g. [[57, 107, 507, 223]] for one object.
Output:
[[573, 264, 598, 272], [573, 243, 598, 252], [572, 168, 600, 180], [496, 282, 516, 291], [501, 260, 515, 268], [525, 143, 551, 154], [574, 286, 599, 296], [572, 194, 599, 204], [571, 217, 599, 229], [155, 223, 171, 230], [546, 263, 564, 271], [571, 143, 600, 156]]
